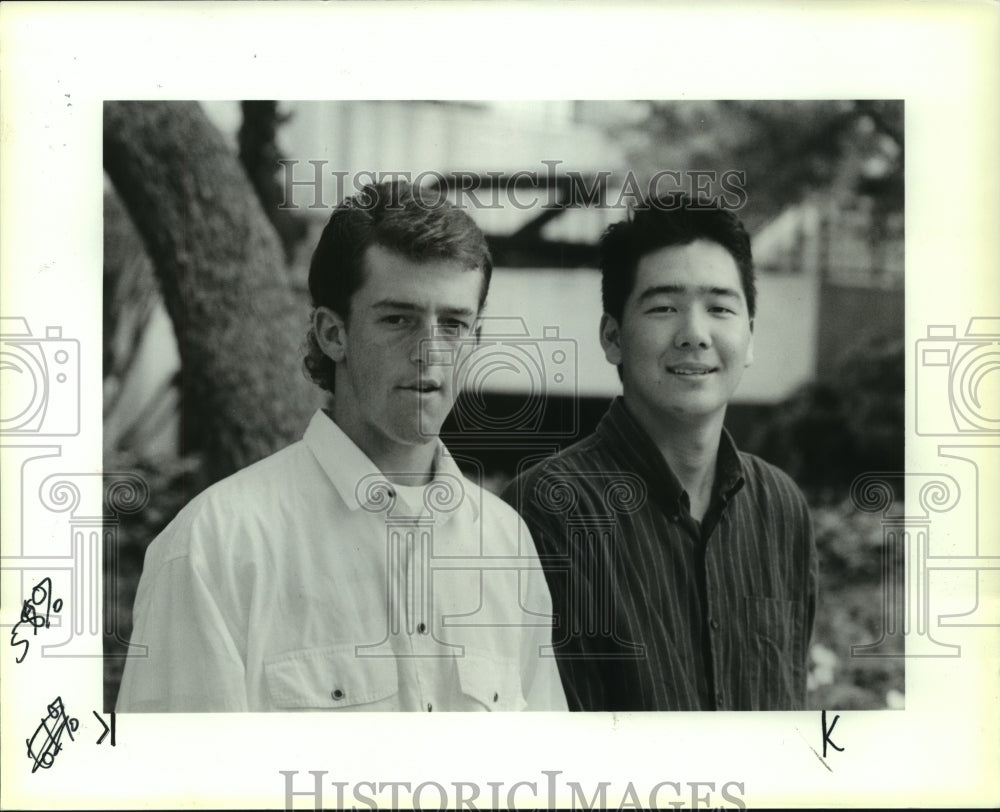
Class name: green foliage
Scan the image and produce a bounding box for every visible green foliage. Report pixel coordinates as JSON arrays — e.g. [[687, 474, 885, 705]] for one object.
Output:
[[836, 332, 906, 478], [614, 100, 903, 232], [746, 330, 906, 709], [806, 500, 904, 710], [747, 332, 905, 500]]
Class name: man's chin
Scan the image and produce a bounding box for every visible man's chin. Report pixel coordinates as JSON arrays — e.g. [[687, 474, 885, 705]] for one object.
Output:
[[412, 415, 447, 443], [413, 403, 451, 439], [383, 398, 451, 445]]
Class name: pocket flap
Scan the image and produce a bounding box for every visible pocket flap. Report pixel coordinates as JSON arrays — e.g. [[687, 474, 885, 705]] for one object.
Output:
[[744, 596, 803, 649], [455, 651, 525, 711], [265, 646, 399, 709]]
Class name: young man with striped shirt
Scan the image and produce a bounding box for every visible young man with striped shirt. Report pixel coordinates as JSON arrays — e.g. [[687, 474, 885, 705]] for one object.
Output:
[[502, 194, 818, 711]]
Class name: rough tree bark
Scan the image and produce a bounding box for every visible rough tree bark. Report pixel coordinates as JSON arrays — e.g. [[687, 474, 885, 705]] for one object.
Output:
[[238, 100, 308, 264], [104, 101, 319, 484]]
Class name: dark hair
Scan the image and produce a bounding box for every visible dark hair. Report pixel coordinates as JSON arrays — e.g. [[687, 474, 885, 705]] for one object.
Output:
[[599, 193, 756, 325], [303, 180, 493, 393]]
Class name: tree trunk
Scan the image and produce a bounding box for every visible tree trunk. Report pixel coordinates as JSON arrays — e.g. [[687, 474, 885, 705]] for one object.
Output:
[[238, 100, 308, 264], [103, 101, 319, 484]]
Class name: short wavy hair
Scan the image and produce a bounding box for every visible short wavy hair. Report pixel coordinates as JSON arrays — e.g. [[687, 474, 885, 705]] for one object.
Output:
[[600, 192, 756, 325], [303, 180, 493, 394]]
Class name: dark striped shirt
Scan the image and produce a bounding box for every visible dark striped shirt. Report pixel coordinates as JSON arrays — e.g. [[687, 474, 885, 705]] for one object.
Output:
[[501, 397, 817, 711]]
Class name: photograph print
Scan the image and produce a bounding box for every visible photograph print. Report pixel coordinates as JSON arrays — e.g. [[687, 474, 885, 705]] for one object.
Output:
[[102, 99, 905, 714]]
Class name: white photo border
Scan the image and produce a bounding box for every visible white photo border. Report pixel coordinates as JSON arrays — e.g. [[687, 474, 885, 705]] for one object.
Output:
[[1, 1, 998, 809]]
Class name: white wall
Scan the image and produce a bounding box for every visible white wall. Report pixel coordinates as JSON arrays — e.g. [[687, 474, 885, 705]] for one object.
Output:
[[480, 266, 820, 404], [739, 271, 821, 403], [478, 267, 615, 399]]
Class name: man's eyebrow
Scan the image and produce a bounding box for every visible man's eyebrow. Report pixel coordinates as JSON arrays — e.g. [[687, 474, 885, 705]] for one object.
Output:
[[372, 299, 422, 311], [371, 300, 477, 318], [705, 286, 742, 300], [638, 285, 742, 301], [437, 305, 478, 318]]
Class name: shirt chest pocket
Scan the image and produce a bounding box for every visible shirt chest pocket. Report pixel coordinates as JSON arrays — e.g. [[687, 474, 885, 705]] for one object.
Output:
[[455, 652, 527, 711], [743, 596, 806, 710], [264, 645, 400, 711]]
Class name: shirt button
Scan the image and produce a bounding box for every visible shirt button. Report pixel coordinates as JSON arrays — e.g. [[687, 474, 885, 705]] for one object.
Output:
[[493, 692, 499, 703], [426, 703, 433, 712], [417, 622, 427, 634], [331, 688, 344, 700], [709, 618, 720, 631], [716, 691, 724, 707], [670, 514, 680, 522]]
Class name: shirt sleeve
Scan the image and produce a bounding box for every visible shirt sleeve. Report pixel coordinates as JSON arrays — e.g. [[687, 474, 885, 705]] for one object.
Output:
[[803, 492, 820, 661], [503, 475, 606, 712], [787, 478, 818, 710], [116, 522, 248, 712], [515, 516, 569, 712]]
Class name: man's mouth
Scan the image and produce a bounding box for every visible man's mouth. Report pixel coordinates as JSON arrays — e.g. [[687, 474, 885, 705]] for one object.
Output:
[[400, 380, 443, 394], [666, 364, 718, 376]]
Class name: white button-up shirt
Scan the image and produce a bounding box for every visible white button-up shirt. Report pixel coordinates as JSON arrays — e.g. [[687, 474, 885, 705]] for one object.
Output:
[[117, 410, 567, 712]]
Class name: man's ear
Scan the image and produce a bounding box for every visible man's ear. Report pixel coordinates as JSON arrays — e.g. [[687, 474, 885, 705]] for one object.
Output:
[[313, 306, 348, 363], [599, 313, 623, 366]]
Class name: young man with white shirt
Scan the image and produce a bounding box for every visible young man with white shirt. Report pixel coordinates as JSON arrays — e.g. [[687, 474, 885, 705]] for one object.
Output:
[[117, 181, 567, 712]]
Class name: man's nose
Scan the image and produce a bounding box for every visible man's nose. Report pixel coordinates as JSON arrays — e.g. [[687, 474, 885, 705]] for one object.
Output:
[[410, 323, 455, 366], [674, 309, 711, 349]]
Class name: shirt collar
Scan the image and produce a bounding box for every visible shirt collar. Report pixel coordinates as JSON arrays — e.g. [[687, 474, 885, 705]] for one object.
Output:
[[302, 409, 479, 523], [596, 397, 746, 512], [715, 430, 746, 502]]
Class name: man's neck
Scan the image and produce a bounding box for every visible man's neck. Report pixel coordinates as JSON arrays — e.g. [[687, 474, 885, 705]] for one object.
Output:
[[368, 443, 438, 487], [326, 408, 437, 486], [623, 399, 724, 521]]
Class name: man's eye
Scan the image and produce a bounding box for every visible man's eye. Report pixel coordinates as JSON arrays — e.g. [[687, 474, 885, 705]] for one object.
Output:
[[710, 305, 736, 315], [439, 320, 470, 335], [646, 305, 677, 314], [382, 315, 411, 326]]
